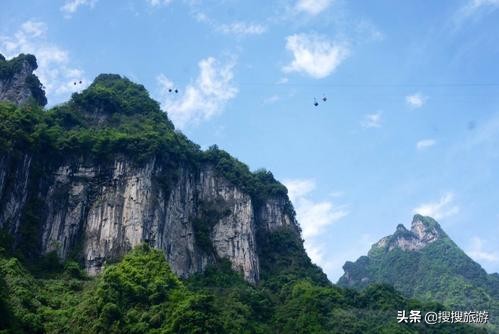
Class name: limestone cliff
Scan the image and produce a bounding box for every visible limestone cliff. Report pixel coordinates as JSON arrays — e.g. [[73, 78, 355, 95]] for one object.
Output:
[[0, 53, 47, 106], [0, 151, 300, 283], [0, 64, 300, 284]]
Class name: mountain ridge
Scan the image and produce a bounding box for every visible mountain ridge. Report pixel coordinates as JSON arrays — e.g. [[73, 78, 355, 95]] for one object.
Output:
[[0, 57, 307, 284], [339, 214, 499, 330], [0, 53, 492, 333], [371, 214, 447, 254]]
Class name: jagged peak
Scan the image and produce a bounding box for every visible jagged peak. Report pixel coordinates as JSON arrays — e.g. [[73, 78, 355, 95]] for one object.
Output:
[[0, 53, 47, 106], [410, 214, 446, 242], [372, 215, 446, 253]]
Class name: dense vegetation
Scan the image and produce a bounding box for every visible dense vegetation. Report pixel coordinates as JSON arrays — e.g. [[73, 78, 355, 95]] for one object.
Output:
[[0, 72, 296, 262], [0, 74, 199, 163], [0, 62, 494, 332], [338, 216, 499, 332], [0, 72, 293, 212], [0, 245, 488, 334], [0, 54, 47, 106]]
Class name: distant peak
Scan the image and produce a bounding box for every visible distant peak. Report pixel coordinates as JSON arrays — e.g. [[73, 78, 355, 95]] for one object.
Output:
[[372, 215, 446, 253], [411, 214, 445, 242], [412, 213, 438, 226]]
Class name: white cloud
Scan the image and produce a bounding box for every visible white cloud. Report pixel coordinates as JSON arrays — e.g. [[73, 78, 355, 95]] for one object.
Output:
[[19, 21, 47, 37], [305, 233, 374, 282], [194, 12, 266, 37], [283, 33, 349, 79], [61, 0, 97, 16], [413, 192, 460, 220], [416, 139, 436, 150], [217, 22, 266, 36], [146, 0, 172, 7], [286, 179, 315, 202], [467, 236, 499, 263], [284, 179, 348, 239], [284, 178, 350, 281], [157, 57, 238, 129], [0, 20, 88, 105], [361, 112, 382, 128], [355, 20, 385, 42], [295, 0, 333, 15], [406, 92, 427, 109]]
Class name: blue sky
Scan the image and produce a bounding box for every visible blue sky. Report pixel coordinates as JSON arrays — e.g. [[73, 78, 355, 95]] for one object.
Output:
[[2, 0, 499, 281]]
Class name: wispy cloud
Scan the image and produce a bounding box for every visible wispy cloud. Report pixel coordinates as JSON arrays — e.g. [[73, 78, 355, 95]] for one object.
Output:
[[295, 0, 333, 15], [413, 192, 460, 220], [284, 179, 348, 238], [361, 112, 382, 128], [0, 20, 88, 104], [194, 12, 266, 37], [284, 178, 350, 280], [217, 22, 266, 36], [306, 233, 374, 282], [416, 139, 436, 150], [146, 0, 173, 6], [354, 20, 385, 42], [406, 92, 427, 109], [460, 0, 499, 16], [61, 0, 97, 17], [466, 236, 499, 263], [283, 33, 349, 79], [157, 56, 238, 129]]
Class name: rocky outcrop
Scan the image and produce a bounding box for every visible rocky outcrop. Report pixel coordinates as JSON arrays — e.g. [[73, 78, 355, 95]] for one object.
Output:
[[0, 154, 32, 236], [372, 214, 445, 252], [0, 53, 47, 106], [0, 153, 296, 283], [258, 197, 297, 233], [338, 215, 448, 288]]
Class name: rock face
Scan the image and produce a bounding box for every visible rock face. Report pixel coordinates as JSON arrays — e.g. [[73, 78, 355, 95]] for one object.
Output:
[[0, 53, 47, 106], [372, 215, 445, 252], [0, 61, 300, 284], [0, 153, 297, 283]]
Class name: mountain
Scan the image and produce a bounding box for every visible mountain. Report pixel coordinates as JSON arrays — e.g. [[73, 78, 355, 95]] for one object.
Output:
[[339, 214, 499, 330], [0, 53, 490, 333], [0, 70, 304, 284], [0, 53, 47, 107]]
